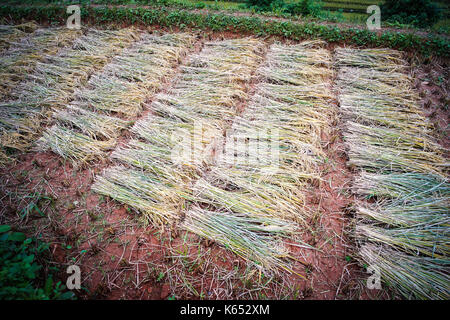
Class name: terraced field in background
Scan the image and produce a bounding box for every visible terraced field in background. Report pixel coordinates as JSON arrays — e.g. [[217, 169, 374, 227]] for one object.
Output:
[[0, 23, 448, 300]]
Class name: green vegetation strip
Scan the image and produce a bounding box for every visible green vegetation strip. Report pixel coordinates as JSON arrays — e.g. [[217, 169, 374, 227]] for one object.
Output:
[[0, 5, 449, 57]]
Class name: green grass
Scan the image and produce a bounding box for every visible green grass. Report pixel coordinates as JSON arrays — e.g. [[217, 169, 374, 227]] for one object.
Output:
[[0, 225, 75, 300], [3, 0, 448, 32], [1, 5, 448, 57]]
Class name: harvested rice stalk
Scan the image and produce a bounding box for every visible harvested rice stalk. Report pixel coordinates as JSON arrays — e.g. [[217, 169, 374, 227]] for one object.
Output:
[[334, 48, 406, 71], [182, 206, 300, 274], [0, 101, 40, 133], [0, 101, 41, 151], [13, 28, 140, 107], [112, 114, 222, 178], [36, 125, 115, 163], [210, 164, 314, 197], [344, 121, 446, 175], [74, 75, 148, 118], [356, 223, 449, 258], [338, 92, 432, 134], [159, 38, 264, 119], [91, 166, 184, 226], [226, 112, 325, 170], [0, 27, 82, 101], [73, 33, 195, 118], [0, 28, 140, 161], [355, 176, 449, 229], [200, 41, 334, 225], [54, 105, 131, 139], [113, 37, 264, 172], [356, 197, 449, 228], [335, 47, 450, 300], [337, 67, 415, 97], [359, 244, 449, 300], [0, 22, 37, 52], [260, 41, 332, 85], [112, 139, 201, 183], [39, 33, 195, 162], [0, 149, 11, 167], [353, 172, 449, 199], [345, 136, 446, 177], [184, 178, 309, 225], [152, 94, 236, 122], [93, 38, 266, 232]]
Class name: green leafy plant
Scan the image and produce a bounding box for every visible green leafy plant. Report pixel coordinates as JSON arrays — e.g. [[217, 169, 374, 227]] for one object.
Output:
[[381, 0, 441, 28], [0, 225, 75, 300], [284, 0, 322, 17], [246, 0, 322, 17], [245, 0, 278, 12]]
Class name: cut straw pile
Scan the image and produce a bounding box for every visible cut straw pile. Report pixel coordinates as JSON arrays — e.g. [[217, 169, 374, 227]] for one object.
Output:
[[195, 40, 334, 225], [12, 28, 139, 108], [37, 33, 195, 163], [0, 26, 82, 101], [0, 22, 38, 53], [93, 38, 264, 226], [183, 206, 297, 272], [0, 27, 139, 166], [0, 25, 83, 165], [181, 41, 334, 273], [335, 47, 449, 299], [94, 39, 334, 274]]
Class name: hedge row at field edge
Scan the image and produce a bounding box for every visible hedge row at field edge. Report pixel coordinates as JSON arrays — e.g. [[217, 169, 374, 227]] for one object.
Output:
[[0, 5, 448, 57]]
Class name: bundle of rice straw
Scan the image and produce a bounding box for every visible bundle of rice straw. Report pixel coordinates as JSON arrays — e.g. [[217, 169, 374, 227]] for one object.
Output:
[[37, 33, 195, 163], [0, 22, 38, 53], [335, 47, 449, 299], [0, 28, 140, 165]]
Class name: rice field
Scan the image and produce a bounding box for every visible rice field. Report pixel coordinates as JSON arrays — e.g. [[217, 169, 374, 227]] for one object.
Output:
[[0, 23, 448, 300], [37, 32, 195, 163], [93, 37, 266, 232], [335, 48, 449, 300], [0, 27, 139, 165]]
